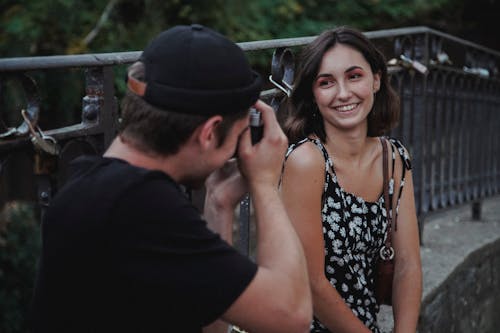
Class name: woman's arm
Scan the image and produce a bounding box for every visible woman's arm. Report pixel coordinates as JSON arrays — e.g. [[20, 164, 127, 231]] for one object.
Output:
[[391, 164, 422, 333], [281, 142, 371, 333]]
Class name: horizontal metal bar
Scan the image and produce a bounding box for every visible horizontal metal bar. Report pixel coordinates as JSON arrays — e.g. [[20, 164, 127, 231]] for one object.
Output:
[[364, 26, 500, 57], [238, 36, 316, 51], [0, 52, 141, 72], [0, 123, 103, 153]]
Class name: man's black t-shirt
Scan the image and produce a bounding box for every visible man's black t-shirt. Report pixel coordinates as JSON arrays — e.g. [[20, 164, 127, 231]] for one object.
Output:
[[31, 156, 257, 332]]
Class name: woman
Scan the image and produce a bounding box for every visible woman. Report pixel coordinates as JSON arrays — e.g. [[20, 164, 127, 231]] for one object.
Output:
[[280, 27, 422, 333]]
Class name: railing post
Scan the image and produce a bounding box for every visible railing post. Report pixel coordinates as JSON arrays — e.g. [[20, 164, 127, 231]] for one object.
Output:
[[472, 200, 482, 221], [83, 66, 118, 151], [238, 196, 251, 256]]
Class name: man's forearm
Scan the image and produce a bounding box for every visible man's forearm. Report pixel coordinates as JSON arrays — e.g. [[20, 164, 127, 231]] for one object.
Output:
[[252, 187, 303, 263], [250, 185, 312, 329]]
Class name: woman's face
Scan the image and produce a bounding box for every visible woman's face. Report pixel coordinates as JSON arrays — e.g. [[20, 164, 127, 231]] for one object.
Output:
[[312, 43, 380, 133]]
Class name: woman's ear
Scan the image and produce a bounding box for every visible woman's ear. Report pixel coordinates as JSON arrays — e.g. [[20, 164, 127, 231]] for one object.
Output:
[[373, 72, 381, 93], [197, 115, 222, 150]]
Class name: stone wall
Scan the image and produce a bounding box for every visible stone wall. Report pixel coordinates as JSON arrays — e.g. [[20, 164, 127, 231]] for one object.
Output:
[[377, 197, 500, 333], [418, 238, 500, 333]]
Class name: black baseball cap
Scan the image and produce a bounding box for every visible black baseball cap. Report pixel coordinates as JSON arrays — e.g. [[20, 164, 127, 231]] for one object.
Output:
[[127, 24, 262, 116]]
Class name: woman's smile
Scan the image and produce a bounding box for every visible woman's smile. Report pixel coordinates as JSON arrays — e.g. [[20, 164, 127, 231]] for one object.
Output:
[[333, 102, 361, 113]]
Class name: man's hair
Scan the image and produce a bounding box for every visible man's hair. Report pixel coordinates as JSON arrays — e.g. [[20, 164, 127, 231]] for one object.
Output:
[[119, 62, 248, 156], [283, 26, 400, 143]]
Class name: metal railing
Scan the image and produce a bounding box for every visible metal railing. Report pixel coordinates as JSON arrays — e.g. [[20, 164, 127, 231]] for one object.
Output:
[[1, 26, 499, 248]]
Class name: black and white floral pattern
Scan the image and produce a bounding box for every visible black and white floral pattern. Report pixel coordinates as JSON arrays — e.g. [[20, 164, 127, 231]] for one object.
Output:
[[285, 137, 411, 333]]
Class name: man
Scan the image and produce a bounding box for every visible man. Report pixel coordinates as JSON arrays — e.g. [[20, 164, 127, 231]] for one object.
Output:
[[31, 24, 312, 332]]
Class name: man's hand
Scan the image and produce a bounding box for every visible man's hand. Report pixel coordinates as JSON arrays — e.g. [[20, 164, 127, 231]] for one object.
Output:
[[237, 100, 288, 192]]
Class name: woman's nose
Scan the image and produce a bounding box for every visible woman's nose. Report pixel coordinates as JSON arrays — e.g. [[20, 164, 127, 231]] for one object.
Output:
[[336, 81, 351, 100]]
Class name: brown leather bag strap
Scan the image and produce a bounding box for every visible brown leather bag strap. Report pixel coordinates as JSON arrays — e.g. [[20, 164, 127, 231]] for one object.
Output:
[[380, 137, 393, 251]]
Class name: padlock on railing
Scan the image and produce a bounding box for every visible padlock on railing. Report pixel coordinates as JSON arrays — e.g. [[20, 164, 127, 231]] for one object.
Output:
[[269, 47, 295, 97], [21, 109, 59, 156], [399, 54, 429, 75]]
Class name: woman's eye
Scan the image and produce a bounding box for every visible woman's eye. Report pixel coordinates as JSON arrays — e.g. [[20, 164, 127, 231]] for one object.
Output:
[[349, 72, 363, 80], [317, 79, 334, 88]]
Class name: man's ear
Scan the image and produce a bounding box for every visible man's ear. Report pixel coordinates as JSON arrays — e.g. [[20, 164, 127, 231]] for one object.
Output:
[[197, 115, 222, 150]]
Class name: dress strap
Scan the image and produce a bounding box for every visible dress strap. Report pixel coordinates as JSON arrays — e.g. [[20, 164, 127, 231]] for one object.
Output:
[[385, 137, 412, 227], [380, 136, 394, 243]]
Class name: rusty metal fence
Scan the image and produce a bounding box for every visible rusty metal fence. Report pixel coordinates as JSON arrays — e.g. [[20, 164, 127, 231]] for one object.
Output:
[[1, 26, 499, 246]]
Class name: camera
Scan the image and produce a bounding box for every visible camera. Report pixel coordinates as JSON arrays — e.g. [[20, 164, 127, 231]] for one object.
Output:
[[249, 108, 263, 145]]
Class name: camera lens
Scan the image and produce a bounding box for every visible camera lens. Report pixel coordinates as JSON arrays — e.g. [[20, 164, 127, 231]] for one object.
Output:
[[249, 108, 263, 144]]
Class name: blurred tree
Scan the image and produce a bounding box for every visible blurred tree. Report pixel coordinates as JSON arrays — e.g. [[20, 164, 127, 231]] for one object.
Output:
[[0, 0, 228, 57], [1, 0, 497, 58]]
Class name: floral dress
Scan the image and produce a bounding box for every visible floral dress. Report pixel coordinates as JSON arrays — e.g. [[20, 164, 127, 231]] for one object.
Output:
[[284, 137, 411, 333]]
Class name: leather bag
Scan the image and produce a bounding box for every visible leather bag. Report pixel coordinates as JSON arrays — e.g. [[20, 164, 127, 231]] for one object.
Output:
[[375, 137, 396, 305]]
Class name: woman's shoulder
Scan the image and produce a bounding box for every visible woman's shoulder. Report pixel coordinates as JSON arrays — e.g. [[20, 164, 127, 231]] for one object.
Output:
[[285, 138, 326, 173]]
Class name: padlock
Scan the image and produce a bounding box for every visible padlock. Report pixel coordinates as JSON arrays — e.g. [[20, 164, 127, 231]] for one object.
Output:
[[399, 54, 428, 75], [21, 109, 59, 155], [30, 132, 59, 155]]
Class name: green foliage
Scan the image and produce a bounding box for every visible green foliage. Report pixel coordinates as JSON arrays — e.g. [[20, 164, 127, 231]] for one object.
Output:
[[0, 0, 462, 58], [0, 0, 490, 132], [0, 202, 41, 333]]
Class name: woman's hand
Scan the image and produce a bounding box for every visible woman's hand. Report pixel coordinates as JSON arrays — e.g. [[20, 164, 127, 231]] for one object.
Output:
[[205, 158, 248, 211]]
